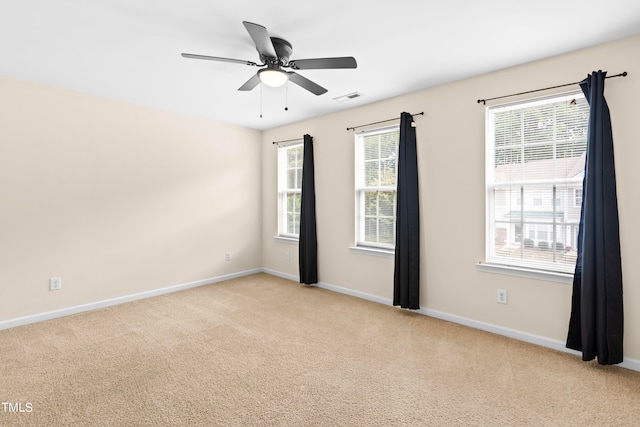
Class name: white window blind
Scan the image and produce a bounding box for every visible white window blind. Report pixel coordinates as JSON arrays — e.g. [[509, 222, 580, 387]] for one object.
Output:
[[278, 143, 303, 237], [355, 126, 399, 249], [486, 92, 589, 273]]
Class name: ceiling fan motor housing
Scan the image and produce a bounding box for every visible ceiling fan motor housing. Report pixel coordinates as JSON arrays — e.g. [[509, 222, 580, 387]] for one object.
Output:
[[263, 37, 293, 65]]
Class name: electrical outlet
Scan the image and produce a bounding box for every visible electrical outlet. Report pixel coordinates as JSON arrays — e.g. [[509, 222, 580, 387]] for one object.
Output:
[[497, 289, 507, 304], [50, 277, 62, 291], [225, 252, 231, 262], [284, 251, 290, 261]]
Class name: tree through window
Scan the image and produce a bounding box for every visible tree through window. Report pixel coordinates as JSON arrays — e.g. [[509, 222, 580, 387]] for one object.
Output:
[[278, 143, 303, 237], [356, 126, 399, 248]]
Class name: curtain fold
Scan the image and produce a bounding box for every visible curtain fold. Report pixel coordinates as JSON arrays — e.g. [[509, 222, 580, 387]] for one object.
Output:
[[566, 71, 624, 365], [393, 112, 420, 309], [299, 134, 318, 284]]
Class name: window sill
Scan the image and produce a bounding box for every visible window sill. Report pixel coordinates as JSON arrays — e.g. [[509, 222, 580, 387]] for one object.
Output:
[[273, 236, 299, 245], [476, 262, 573, 284], [349, 246, 395, 258]]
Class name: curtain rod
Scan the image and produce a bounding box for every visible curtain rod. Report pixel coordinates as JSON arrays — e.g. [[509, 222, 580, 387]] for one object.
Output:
[[477, 71, 628, 105], [346, 112, 424, 131], [272, 137, 303, 145]]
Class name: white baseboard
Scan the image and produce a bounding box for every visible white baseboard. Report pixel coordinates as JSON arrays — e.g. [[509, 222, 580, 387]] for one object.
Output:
[[421, 307, 640, 372], [0, 268, 262, 331], [619, 356, 640, 372], [261, 268, 298, 283], [260, 269, 640, 372]]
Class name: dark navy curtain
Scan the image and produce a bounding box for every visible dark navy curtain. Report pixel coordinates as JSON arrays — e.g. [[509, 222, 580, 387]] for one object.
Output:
[[393, 112, 420, 309], [566, 71, 623, 365], [299, 134, 318, 284]]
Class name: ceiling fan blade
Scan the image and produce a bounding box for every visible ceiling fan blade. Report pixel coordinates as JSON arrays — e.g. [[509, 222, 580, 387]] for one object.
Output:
[[181, 53, 258, 66], [238, 74, 261, 91], [242, 21, 277, 59], [287, 72, 327, 96], [288, 57, 357, 70]]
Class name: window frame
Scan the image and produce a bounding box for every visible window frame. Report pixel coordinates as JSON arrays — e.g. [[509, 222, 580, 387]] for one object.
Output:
[[354, 125, 400, 251], [277, 142, 304, 239], [484, 92, 588, 275]]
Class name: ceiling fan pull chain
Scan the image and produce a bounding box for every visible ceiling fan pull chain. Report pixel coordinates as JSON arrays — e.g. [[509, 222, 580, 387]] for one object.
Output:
[[285, 81, 289, 111], [260, 83, 263, 118]]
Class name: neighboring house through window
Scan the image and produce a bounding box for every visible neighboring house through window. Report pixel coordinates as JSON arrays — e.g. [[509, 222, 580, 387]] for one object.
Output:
[[486, 92, 589, 273], [278, 142, 303, 238], [355, 126, 399, 249]]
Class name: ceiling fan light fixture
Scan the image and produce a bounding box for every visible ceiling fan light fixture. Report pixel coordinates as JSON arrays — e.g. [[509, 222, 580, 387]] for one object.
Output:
[[258, 68, 288, 87]]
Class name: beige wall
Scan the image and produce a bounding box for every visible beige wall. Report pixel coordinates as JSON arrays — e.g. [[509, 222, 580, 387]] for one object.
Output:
[[262, 35, 640, 359], [0, 76, 262, 321], [1, 34, 638, 362]]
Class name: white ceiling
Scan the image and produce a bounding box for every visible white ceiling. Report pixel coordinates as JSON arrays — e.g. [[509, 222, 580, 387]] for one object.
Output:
[[2, 1, 639, 131]]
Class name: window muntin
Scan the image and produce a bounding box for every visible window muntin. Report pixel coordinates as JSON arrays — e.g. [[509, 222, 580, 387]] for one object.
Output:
[[278, 143, 303, 237], [486, 93, 589, 273], [355, 126, 399, 249]]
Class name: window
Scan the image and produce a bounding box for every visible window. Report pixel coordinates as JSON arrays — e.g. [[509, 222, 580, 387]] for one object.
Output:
[[574, 188, 583, 208], [355, 126, 399, 249], [486, 92, 589, 273], [278, 143, 303, 238]]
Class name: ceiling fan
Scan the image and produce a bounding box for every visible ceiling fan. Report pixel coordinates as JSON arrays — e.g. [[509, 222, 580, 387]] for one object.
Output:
[[181, 21, 357, 96]]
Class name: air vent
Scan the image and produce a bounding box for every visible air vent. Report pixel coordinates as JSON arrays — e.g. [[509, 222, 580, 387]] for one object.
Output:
[[333, 92, 364, 103]]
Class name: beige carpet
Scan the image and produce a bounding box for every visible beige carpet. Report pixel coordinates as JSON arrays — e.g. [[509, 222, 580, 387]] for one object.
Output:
[[1, 273, 639, 426]]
